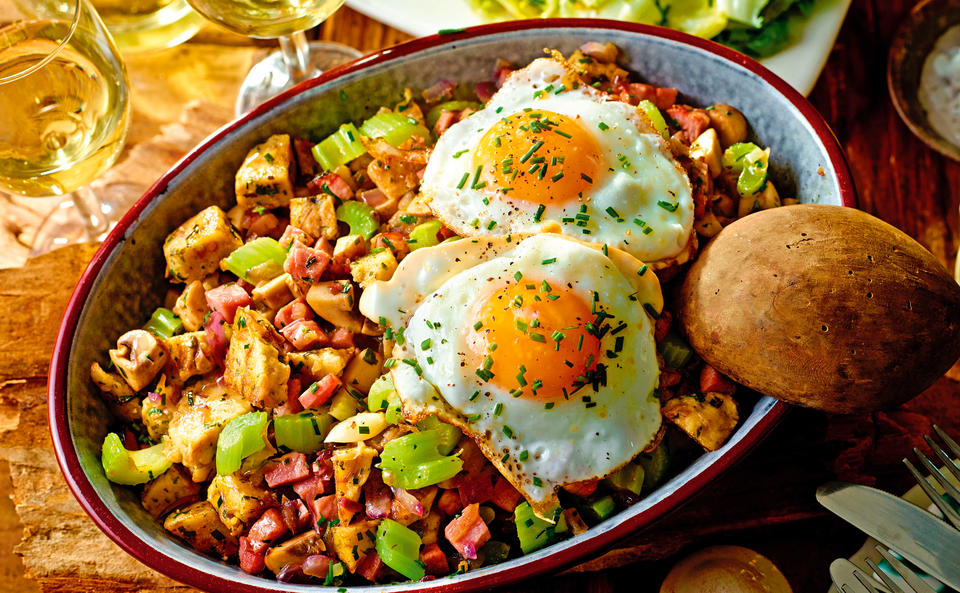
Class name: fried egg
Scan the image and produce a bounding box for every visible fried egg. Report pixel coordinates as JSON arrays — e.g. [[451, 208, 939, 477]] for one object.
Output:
[[421, 57, 695, 266], [359, 234, 663, 517]]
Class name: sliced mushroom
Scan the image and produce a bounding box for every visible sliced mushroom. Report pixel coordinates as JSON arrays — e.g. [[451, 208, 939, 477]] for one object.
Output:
[[109, 329, 168, 391]]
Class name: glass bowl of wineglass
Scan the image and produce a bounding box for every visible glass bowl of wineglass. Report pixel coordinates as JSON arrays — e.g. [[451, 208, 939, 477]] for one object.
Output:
[[183, 0, 361, 115], [0, 0, 131, 254]]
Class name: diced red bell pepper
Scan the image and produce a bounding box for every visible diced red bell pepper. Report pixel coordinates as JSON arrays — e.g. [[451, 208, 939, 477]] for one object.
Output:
[[299, 374, 341, 409], [444, 503, 490, 560], [700, 364, 737, 395], [363, 471, 393, 520], [490, 477, 522, 513], [248, 508, 288, 546], [328, 327, 355, 349], [354, 549, 385, 583], [284, 240, 331, 291], [275, 298, 314, 329], [281, 497, 312, 533], [281, 319, 328, 351], [239, 536, 266, 574], [458, 474, 494, 506], [419, 543, 449, 576], [279, 225, 313, 249], [265, 452, 311, 488], [308, 172, 354, 201], [562, 479, 599, 498], [205, 284, 252, 324], [666, 105, 711, 144], [436, 489, 463, 516]]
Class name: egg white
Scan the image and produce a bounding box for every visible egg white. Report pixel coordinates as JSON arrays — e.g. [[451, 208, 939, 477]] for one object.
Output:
[[422, 58, 695, 266], [359, 235, 663, 517]]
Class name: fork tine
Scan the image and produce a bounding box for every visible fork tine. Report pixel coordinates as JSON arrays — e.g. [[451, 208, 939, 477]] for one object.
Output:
[[902, 457, 960, 530], [854, 568, 888, 593], [930, 425, 960, 483], [865, 557, 905, 593], [875, 546, 939, 593], [917, 440, 960, 502]]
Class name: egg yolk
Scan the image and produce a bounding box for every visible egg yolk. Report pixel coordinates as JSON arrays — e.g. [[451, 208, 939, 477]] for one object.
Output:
[[466, 280, 601, 400], [473, 110, 602, 206]]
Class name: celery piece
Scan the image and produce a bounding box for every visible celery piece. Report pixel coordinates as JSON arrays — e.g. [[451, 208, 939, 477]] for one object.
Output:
[[426, 100, 482, 128], [143, 307, 183, 340], [312, 122, 366, 172], [408, 220, 443, 250], [367, 374, 394, 412], [736, 147, 770, 196], [375, 519, 425, 581], [360, 112, 431, 147], [380, 430, 463, 489], [514, 502, 562, 554], [221, 237, 287, 281], [721, 142, 761, 171], [585, 495, 616, 521], [385, 389, 404, 425], [637, 441, 670, 491], [605, 462, 646, 495], [216, 411, 269, 475], [416, 415, 462, 455], [101, 433, 172, 485], [637, 100, 669, 139], [335, 200, 379, 240], [329, 389, 362, 421], [658, 331, 695, 369], [274, 411, 333, 454]]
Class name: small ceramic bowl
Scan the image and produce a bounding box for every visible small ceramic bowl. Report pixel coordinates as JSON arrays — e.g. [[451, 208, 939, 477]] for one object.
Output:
[[888, 0, 960, 162], [49, 19, 856, 593]]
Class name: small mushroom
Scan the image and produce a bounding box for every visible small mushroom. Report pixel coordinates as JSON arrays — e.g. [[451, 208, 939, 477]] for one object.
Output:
[[109, 329, 168, 391]]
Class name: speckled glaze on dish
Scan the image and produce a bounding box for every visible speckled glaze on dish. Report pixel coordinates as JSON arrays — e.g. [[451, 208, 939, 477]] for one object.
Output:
[[49, 20, 856, 593], [889, 0, 960, 162]]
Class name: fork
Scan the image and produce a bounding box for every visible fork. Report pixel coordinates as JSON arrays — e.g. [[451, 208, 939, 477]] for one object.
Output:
[[830, 548, 939, 593], [902, 424, 960, 531]]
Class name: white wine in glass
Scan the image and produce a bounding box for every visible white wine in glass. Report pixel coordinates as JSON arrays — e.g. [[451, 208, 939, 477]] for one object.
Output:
[[91, 0, 205, 53], [184, 0, 360, 115], [0, 0, 131, 253]]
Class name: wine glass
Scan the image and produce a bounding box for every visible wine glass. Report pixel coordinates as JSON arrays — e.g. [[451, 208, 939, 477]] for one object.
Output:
[[0, 0, 131, 254], [90, 0, 206, 54], [183, 0, 360, 116]]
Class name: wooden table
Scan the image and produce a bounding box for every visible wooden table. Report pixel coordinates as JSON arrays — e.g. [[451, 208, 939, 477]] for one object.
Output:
[[1, 2, 958, 592]]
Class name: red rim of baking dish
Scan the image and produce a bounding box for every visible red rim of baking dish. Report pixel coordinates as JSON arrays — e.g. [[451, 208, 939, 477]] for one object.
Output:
[[49, 18, 856, 593]]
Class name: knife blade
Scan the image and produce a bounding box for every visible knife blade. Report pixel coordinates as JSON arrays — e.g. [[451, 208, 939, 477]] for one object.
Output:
[[817, 481, 960, 590]]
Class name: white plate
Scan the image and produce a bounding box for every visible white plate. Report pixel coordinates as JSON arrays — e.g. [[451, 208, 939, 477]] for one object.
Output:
[[344, 0, 851, 96]]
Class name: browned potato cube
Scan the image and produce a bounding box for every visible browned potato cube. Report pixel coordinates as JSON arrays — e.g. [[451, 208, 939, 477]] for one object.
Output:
[[164, 206, 243, 284], [329, 518, 379, 573], [142, 464, 201, 518], [223, 308, 290, 408], [235, 134, 295, 209], [207, 473, 277, 535], [164, 500, 238, 560], [662, 392, 739, 451]]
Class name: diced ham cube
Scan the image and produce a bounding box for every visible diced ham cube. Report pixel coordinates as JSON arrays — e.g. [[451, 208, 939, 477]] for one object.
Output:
[[239, 536, 266, 574], [299, 374, 341, 409], [444, 503, 490, 560], [315, 236, 334, 257], [279, 225, 313, 250], [265, 452, 311, 488], [275, 297, 314, 329], [308, 173, 354, 201], [354, 550, 384, 582], [436, 489, 462, 516], [422, 79, 456, 103], [370, 231, 410, 260], [204, 311, 229, 365], [339, 496, 363, 515], [562, 479, 598, 498], [205, 284, 252, 324], [284, 240, 331, 292], [458, 474, 494, 506], [281, 497, 312, 533], [654, 310, 673, 343], [292, 472, 331, 508], [281, 319, 328, 350], [312, 494, 338, 529], [490, 477, 522, 512], [244, 211, 285, 241], [700, 364, 737, 395], [328, 327, 355, 349], [433, 110, 457, 136], [419, 543, 449, 576], [473, 81, 496, 102], [666, 105, 711, 144], [364, 471, 393, 520], [248, 508, 288, 545]]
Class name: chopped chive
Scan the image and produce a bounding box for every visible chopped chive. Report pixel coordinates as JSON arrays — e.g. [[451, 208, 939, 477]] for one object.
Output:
[[516, 320, 528, 332], [514, 271, 523, 281], [597, 122, 609, 131], [551, 171, 564, 181], [542, 258, 557, 265], [494, 402, 504, 416], [544, 402, 554, 410], [471, 165, 482, 188], [473, 321, 483, 330], [657, 200, 679, 212], [468, 413, 482, 422], [532, 476, 543, 487], [483, 355, 493, 370], [487, 220, 497, 230], [554, 129, 572, 139], [469, 390, 480, 401], [453, 149, 468, 158], [502, 425, 514, 438], [637, 264, 648, 276], [457, 172, 469, 189], [501, 453, 509, 463], [530, 332, 545, 343], [438, 27, 465, 34], [605, 207, 620, 219], [554, 84, 565, 94], [580, 173, 593, 183], [519, 450, 529, 461], [519, 140, 544, 163], [420, 338, 432, 350], [534, 204, 545, 222], [643, 226, 654, 235]]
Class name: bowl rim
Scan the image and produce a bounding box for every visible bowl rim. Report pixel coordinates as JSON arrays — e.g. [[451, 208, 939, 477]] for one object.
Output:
[[48, 17, 856, 593]]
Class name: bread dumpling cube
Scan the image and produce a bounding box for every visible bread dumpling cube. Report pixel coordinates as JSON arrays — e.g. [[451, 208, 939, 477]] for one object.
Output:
[[163, 206, 243, 283], [235, 134, 295, 209]]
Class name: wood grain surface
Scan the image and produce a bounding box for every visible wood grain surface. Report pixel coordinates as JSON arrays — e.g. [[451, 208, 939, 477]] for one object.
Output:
[[1, 2, 959, 593]]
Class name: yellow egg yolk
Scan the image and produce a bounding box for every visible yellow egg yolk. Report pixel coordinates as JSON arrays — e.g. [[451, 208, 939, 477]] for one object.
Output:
[[466, 280, 601, 400], [473, 110, 602, 206]]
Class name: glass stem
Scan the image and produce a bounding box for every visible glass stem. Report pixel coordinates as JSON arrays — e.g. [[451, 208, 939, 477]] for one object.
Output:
[[72, 185, 109, 238], [278, 31, 312, 83]]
